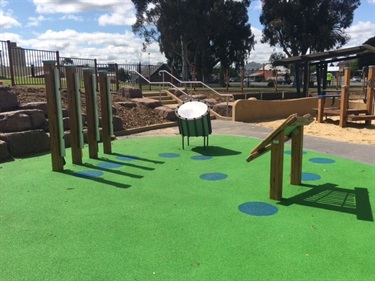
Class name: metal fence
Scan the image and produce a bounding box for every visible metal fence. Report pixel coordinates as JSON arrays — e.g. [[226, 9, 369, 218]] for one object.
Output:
[[0, 40, 160, 91]]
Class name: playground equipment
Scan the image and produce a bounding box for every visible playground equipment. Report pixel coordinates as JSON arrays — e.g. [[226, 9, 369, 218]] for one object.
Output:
[[175, 100, 212, 149], [317, 65, 375, 127], [247, 114, 313, 200], [43, 61, 113, 172]]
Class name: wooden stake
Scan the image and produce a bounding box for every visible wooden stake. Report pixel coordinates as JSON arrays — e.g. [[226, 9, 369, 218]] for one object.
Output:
[[83, 68, 99, 158], [43, 61, 65, 171], [99, 71, 112, 154]]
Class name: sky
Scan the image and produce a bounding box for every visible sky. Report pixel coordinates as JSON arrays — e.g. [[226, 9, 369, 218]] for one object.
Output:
[[0, 0, 374, 65]]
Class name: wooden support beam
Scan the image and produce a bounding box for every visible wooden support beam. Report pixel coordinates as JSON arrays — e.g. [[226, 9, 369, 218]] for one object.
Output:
[[43, 61, 65, 172], [270, 131, 285, 200], [83, 68, 99, 159], [247, 114, 313, 201], [290, 126, 304, 185], [365, 65, 375, 125], [339, 85, 350, 128], [66, 66, 82, 164], [99, 71, 113, 154], [339, 68, 351, 128]]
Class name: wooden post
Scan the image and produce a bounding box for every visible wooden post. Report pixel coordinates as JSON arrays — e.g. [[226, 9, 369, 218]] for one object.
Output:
[[339, 85, 350, 128], [317, 97, 325, 123], [339, 68, 351, 128], [290, 126, 304, 185], [99, 71, 113, 154], [83, 68, 99, 158], [43, 61, 65, 171], [66, 66, 83, 164], [343, 67, 351, 86], [365, 66, 375, 125], [270, 131, 285, 200]]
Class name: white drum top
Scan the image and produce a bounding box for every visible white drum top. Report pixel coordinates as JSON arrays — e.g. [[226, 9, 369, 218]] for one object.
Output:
[[177, 101, 208, 119]]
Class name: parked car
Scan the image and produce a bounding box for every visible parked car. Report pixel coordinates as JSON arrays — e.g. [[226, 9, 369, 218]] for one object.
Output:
[[351, 76, 361, 82]]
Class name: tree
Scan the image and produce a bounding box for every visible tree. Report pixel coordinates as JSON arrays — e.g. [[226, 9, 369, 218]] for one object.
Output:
[[131, 0, 254, 82], [118, 68, 130, 82], [269, 52, 286, 65], [358, 37, 375, 70], [61, 58, 74, 65], [260, 0, 360, 57]]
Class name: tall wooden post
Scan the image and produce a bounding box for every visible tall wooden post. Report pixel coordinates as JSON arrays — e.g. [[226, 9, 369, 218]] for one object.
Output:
[[83, 68, 99, 158], [270, 131, 285, 200], [99, 71, 113, 154], [339, 68, 351, 128], [365, 66, 375, 125], [290, 127, 304, 185], [66, 66, 83, 164], [43, 61, 65, 171]]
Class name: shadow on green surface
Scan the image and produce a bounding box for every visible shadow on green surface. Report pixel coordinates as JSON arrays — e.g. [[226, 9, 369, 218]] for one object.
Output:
[[80, 162, 144, 179], [61, 169, 132, 189], [98, 157, 156, 171], [111, 152, 165, 164], [192, 146, 242, 156], [279, 183, 373, 222]]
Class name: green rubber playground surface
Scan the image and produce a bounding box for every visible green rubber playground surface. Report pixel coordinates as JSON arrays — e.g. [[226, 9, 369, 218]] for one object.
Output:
[[1, 135, 374, 280]]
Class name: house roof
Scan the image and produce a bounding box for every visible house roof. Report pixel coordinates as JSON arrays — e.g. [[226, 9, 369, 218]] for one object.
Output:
[[273, 44, 375, 66]]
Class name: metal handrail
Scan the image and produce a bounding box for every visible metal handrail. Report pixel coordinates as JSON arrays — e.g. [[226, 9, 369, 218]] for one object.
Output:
[[130, 70, 189, 98], [158, 70, 234, 100]]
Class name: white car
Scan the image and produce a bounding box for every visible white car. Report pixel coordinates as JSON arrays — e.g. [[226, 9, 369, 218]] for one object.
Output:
[[351, 76, 361, 82]]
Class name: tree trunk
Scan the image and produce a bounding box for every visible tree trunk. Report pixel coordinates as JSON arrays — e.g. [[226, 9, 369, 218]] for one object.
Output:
[[181, 36, 188, 80]]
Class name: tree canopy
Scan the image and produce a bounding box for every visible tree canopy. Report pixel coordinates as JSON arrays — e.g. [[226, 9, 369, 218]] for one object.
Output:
[[131, 0, 254, 81], [358, 37, 375, 69], [260, 0, 360, 57]]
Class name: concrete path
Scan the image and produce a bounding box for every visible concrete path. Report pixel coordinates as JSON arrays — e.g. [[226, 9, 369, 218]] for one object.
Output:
[[122, 119, 375, 166]]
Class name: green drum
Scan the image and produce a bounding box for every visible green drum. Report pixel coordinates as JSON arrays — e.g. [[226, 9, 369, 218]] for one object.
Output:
[[175, 100, 212, 149]]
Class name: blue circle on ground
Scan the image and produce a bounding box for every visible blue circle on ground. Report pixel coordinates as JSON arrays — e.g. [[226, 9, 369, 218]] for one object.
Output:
[[159, 153, 180, 158], [74, 170, 104, 179], [238, 202, 278, 216], [191, 155, 213, 161], [200, 173, 227, 181], [116, 155, 138, 161], [302, 172, 321, 181], [285, 150, 307, 155], [309, 157, 336, 164], [97, 162, 123, 169]]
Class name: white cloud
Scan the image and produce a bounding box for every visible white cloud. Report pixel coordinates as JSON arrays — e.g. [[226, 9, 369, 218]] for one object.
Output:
[[26, 15, 47, 27], [368, 0, 375, 5], [33, 0, 136, 27], [1, 29, 165, 64], [344, 21, 375, 46], [249, 27, 280, 63], [98, 4, 136, 26], [0, 10, 21, 29], [33, 0, 135, 15], [60, 15, 84, 22], [249, 20, 375, 63]]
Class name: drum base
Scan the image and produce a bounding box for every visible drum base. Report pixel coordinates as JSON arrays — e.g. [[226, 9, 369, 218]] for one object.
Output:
[[177, 115, 212, 150], [181, 135, 209, 150]]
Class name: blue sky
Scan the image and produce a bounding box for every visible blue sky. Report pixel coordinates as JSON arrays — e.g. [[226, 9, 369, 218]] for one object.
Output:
[[1, 0, 374, 64]]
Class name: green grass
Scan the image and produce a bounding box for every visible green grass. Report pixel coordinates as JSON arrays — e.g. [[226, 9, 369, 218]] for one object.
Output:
[[1, 135, 374, 280]]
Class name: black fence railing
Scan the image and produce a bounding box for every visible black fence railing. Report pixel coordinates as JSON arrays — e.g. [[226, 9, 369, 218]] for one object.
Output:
[[0, 40, 161, 91]]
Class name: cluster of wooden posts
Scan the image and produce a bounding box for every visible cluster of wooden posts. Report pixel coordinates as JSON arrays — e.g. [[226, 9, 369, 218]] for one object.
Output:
[[43, 61, 114, 172], [317, 65, 375, 127]]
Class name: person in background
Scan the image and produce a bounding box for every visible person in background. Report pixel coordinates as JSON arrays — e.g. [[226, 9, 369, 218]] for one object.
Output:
[[327, 72, 333, 86]]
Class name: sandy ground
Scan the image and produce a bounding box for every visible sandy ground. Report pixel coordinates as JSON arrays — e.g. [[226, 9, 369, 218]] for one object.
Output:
[[255, 117, 375, 145]]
